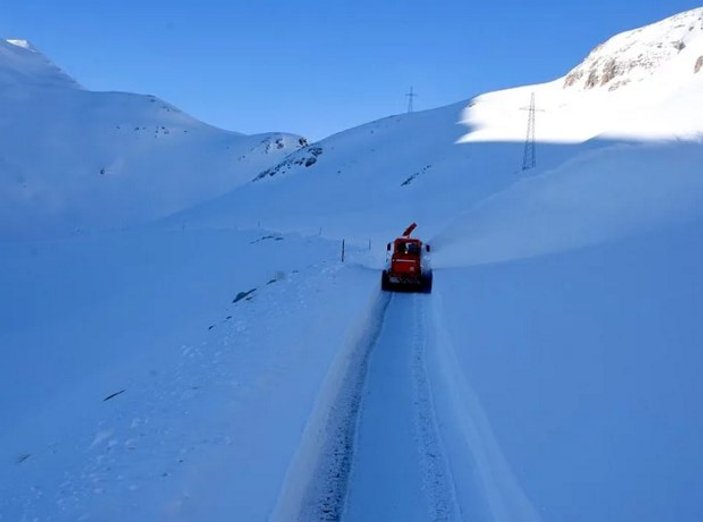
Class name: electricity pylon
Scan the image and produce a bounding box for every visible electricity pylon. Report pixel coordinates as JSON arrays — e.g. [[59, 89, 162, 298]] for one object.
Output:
[[522, 92, 537, 171]]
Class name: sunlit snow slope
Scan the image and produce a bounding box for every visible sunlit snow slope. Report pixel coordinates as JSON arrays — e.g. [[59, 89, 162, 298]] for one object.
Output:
[[0, 38, 306, 240]]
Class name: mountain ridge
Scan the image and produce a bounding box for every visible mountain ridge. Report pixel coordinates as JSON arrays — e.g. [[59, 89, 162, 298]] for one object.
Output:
[[0, 38, 305, 240]]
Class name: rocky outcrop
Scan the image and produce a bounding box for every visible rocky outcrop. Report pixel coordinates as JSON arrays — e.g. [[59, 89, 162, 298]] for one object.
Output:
[[562, 8, 703, 91], [695, 55, 703, 73], [253, 146, 323, 181]]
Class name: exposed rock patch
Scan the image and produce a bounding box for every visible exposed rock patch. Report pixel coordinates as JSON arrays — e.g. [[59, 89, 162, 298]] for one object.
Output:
[[253, 146, 323, 181], [695, 55, 703, 73], [563, 8, 703, 91]]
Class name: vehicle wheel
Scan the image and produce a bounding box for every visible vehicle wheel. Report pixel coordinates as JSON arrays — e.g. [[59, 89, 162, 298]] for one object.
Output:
[[381, 270, 391, 291], [422, 272, 433, 294]]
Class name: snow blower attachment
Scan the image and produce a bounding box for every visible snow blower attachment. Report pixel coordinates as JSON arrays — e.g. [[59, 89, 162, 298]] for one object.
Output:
[[381, 222, 432, 293]]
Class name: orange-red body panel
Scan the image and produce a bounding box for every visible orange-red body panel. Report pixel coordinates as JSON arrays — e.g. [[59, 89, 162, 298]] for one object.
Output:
[[389, 238, 423, 281]]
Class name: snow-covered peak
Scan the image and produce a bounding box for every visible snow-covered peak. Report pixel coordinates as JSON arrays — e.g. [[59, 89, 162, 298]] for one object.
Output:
[[0, 38, 307, 239], [460, 8, 703, 145], [564, 7, 703, 91], [0, 37, 79, 90], [5, 38, 37, 51]]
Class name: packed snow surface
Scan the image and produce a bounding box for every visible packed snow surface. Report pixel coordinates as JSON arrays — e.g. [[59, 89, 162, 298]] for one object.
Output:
[[3, 6, 703, 522]]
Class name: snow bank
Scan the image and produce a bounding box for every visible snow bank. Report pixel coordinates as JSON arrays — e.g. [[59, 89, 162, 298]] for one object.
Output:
[[432, 139, 703, 267], [434, 219, 703, 521], [427, 292, 541, 522], [271, 289, 389, 521], [0, 229, 377, 520]]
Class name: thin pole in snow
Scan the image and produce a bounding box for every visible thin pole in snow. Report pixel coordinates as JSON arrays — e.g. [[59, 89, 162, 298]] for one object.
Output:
[[406, 86, 417, 113], [341, 240, 345, 263]]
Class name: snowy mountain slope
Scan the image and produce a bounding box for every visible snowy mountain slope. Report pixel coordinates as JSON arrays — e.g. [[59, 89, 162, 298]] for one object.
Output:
[[433, 138, 703, 266], [0, 38, 306, 240], [3, 7, 703, 522], [172, 7, 703, 247], [0, 38, 78, 90], [168, 99, 588, 247], [563, 7, 703, 91], [467, 9, 703, 144], [167, 102, 533, 242]]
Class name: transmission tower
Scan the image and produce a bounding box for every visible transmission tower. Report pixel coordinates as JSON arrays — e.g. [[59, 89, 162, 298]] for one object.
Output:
[[522, 92, 537, 171], [406, 86, 417, 113]]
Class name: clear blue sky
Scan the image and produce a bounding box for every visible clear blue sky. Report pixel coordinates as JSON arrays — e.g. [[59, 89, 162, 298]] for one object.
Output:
[[1, 1, 701, 140]]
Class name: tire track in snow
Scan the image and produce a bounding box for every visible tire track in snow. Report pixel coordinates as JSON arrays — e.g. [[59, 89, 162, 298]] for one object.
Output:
[[305, 292, 391, 521], [341, 293, 458, 521], [410, 294, 460, 521]]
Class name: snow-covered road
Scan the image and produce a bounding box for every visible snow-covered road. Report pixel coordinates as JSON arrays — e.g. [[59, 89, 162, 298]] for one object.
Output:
[[343, 293, 457, 521], [284, 291, 461, 521], [285, 283, 545, 522]]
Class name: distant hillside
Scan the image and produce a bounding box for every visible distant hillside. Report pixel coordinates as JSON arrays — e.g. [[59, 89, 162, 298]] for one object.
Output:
[[0, 38, 306, 240], [171, 8, 703, 247]]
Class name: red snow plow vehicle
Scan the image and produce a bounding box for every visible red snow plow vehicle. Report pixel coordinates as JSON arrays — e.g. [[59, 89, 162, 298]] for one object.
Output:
[[381, 223, 432, 293]]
